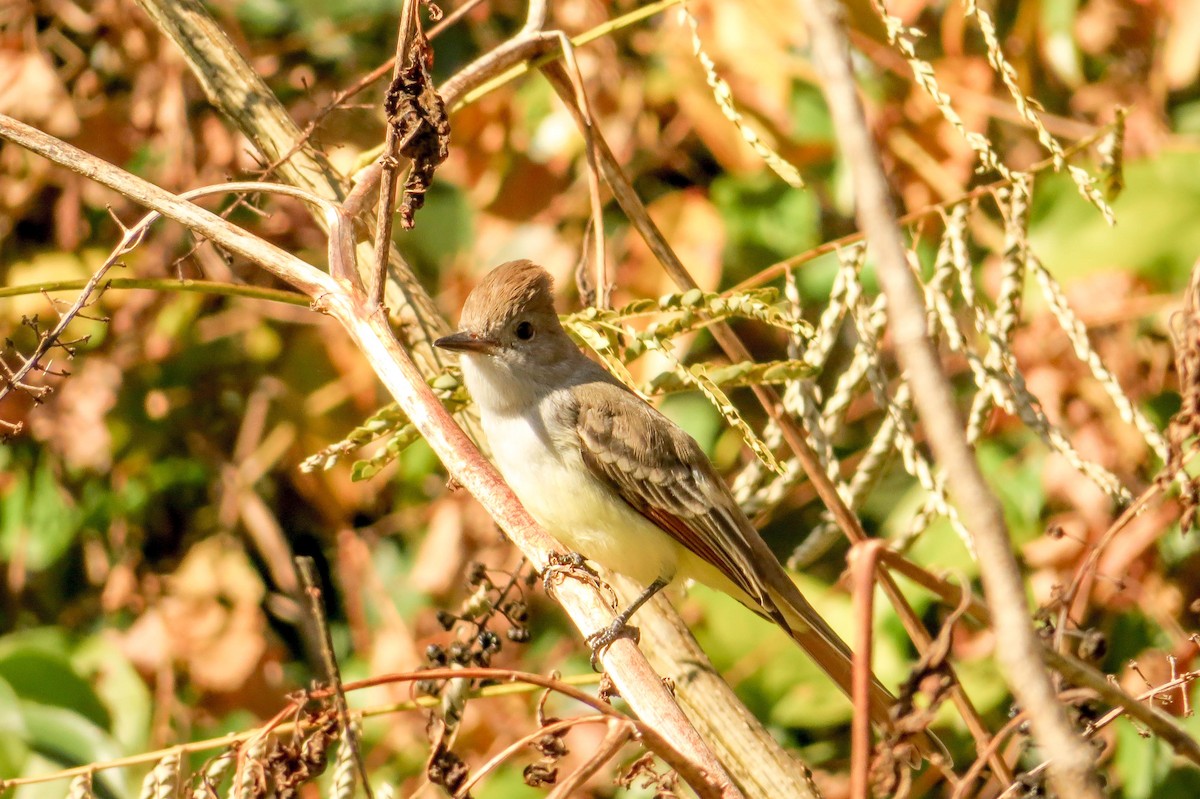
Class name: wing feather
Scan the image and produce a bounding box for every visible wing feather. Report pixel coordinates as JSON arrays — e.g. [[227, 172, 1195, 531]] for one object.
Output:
[[571, 381, 776, 616], [568, 380, 907, 733]]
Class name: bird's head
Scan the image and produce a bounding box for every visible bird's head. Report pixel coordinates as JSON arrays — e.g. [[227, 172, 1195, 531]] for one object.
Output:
[[435, 261, 583, 402]]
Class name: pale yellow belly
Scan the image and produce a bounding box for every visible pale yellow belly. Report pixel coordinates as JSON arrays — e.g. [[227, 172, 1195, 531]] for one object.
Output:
[[485, 410, 681, 590]]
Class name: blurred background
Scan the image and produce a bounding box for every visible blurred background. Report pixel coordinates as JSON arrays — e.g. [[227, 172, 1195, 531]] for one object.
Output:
[[2, 0, 1200, 796]]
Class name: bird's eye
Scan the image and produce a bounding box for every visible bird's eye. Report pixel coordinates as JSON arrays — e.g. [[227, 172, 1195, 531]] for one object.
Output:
[[515, 321, 535, 340]]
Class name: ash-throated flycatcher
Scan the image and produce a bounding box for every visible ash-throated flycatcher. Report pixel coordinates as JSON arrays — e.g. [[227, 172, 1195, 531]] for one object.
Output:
[[436, 259, 895, 727]]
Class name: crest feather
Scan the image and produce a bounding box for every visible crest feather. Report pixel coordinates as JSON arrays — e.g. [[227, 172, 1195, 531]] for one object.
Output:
[[460, 260, 557, 332]]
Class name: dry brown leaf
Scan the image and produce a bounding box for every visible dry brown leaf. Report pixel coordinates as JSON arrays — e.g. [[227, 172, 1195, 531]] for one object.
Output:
[[28, 358, 120, 471], [0, 48, 80, 136], [1164, 0, 1200, 89], [411, 499, 469, 596], [119, 537, 272, 694]]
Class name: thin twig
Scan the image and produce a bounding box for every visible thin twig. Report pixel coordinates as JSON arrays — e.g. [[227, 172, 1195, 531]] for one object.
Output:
[[0, 220, 137, 405], [1054, 479, 1169, 656], [133, 0, 343, 196], [539, 31, 608, 308], [0, 178, 344, 421], [451, 716, 611, 798], [451, 0, 685, 109], [370, 0, 421, 309], [545, 720, 635, 799], [1042, 649, 1200, 763], [793, 0, 1104, 795], [1088, 670, 1200, 735], [850, 540, 887, 799], [952, 688, 1095, 799], [134, 0, 456, 385], [0, 277, 309, 305], [297, 558, 373, 799], [520, 0, 547, 34], [0, 113, 741, 799]]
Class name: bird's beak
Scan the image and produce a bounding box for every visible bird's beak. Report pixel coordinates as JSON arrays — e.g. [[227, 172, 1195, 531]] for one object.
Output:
[[434, 331, 498, 355]]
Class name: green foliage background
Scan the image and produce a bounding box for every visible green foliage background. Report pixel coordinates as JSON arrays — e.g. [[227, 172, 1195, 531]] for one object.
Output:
[[3, 0, 1200, 796]]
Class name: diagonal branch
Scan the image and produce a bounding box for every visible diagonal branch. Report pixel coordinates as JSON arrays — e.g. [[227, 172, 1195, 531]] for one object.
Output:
[[132, 0, 454, 376], [539, 60, 1002, 780], [792, 3, 1105, 796], [0, 112, 741, 799]]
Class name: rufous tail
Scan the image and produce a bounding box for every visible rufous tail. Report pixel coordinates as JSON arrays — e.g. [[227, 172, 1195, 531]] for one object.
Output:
[[773, 590, 896, 729]]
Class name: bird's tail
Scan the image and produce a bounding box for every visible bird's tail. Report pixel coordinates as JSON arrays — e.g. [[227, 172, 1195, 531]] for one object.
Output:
[[768, 582, 951, 766], [770, 585, 897, 730]]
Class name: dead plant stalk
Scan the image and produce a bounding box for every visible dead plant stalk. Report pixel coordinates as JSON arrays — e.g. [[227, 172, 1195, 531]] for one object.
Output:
[[795, 0, 1106, 796], [0, 111, 741, 799]]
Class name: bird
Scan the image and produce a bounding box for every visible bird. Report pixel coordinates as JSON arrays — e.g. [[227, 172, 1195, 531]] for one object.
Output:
[[435, 259, 898, 729]]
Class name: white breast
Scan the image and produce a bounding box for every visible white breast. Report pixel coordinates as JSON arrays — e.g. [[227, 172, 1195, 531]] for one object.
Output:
[[482, 400, 681, 590]]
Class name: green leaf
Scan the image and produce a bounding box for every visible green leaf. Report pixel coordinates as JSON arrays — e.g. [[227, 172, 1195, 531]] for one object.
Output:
[[0, 676, 30, 778], [73, 638, 151, 754], [0, 645, 111, 731], [17, 703, 127, 799], [0, 458, 83, 572]]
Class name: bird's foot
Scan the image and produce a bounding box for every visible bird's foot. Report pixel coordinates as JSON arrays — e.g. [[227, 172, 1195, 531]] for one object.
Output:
[[542, 551, 612, 601], [586, 617, 641, 671], [546, 550, 596, 577]]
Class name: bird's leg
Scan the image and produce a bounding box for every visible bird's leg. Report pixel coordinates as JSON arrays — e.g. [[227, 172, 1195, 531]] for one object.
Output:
[[586, 577, 669, 670]]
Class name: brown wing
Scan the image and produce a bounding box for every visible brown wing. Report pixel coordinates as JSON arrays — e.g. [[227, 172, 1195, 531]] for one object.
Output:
[[571, 380, 780, 622], [571, 381, 911, 734]]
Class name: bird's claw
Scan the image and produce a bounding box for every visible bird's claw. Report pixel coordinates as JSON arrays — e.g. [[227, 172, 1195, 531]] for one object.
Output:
[[545, 550, 596, 577], [542, 552, 610, 601], [586, 618, 641, 671]]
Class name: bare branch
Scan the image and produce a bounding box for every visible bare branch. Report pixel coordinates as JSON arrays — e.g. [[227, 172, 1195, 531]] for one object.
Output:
[[540, 60, 988, 773], [370, 0, 421, 309], [546, 720, 634, 799], [0, 112, 741, 799], [792, 1, 1104, 795], [297, 558, 372, 799]]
